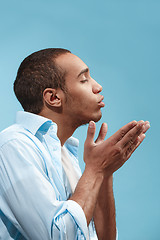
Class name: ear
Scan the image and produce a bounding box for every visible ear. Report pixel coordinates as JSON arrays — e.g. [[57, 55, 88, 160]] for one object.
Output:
[[43, 88, 62, 108]]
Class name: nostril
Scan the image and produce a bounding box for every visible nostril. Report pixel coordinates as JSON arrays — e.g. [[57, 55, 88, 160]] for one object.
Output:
[[93, 86, 102, 94], [97, 85, 102, 93]]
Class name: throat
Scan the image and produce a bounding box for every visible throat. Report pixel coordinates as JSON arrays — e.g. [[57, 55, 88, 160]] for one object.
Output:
[[57, 123, 76, 146]]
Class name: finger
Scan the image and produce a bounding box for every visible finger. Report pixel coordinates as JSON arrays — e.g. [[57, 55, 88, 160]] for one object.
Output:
[[109, 120, 137, 144], [85, 121, 96, 146], [120, 121, 145, 149], [95, 123, 108, 144], [126, 133, 146, 160], [143, 121, 150, 134]]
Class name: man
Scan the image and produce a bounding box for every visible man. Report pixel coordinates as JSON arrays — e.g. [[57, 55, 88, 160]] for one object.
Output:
[[0, 48, 150, 239]]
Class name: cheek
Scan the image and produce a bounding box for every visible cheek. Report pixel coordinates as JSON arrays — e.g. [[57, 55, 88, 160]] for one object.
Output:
[[74, 95, 94, 110], [75, 90, 94, 103], [65, 88, 96, 111]]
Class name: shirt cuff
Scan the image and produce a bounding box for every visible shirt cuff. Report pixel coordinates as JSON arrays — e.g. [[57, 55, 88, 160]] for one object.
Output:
[[67, 200, 89, 239], [116, 228, 118, 240]]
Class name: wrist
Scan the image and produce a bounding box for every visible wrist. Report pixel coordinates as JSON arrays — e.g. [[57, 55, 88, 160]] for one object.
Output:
[[84, 164, 105, 181]]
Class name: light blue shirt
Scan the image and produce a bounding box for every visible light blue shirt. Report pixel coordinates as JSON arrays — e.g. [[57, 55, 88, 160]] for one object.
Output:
[[0, 111, 98, 240]]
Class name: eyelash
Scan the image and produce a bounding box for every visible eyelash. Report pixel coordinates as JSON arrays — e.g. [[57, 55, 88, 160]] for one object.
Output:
[[81, 79, 88, 83]]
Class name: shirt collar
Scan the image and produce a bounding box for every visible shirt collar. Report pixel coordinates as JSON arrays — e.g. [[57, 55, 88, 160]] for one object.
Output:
[[65, 137, 79, 147], [16, 111, 57, 135], [16, 111, 79, 154]]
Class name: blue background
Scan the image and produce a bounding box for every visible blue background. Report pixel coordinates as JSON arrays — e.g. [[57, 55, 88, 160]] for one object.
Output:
[[0, 1, 160, 239]]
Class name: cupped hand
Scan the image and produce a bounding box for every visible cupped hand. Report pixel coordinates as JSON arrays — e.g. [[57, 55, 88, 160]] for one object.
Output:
[[84, 120, 150, 178]]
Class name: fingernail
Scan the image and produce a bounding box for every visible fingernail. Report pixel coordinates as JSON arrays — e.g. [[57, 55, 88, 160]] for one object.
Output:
[[145, 121, 150, 126], [89, 121, 95, 128], [145, 123, 150, 129], [132, 121, 137, 126], [138, 134, 146, 141], [139, 121, 144, 127]]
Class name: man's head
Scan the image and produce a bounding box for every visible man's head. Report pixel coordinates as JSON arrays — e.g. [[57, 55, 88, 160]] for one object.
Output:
[[14, 48, 104, 126], [54, 53, 104, 126], [14, 48, 71, 114]]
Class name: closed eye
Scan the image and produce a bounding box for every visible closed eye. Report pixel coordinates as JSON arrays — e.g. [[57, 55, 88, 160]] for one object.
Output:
[[80, 79, 88, 83]]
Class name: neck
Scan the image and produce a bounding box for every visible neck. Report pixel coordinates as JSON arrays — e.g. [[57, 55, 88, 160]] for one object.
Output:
[[39, 109, 78, 146]]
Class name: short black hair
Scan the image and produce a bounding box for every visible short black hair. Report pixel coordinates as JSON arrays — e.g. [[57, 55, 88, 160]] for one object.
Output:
[[14, 48, 71, 114]]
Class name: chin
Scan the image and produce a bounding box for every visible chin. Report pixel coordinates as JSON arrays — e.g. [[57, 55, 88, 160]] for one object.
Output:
[[93, 115, 102, 123], [90, 111, 102, 123], [75, 111, 102, 127]]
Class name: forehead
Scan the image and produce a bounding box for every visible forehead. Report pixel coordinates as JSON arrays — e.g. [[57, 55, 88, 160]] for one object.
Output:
[[55, 53, 88, 78]]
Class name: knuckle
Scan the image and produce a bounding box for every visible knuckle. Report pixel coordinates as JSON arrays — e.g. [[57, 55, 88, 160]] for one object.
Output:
[[128, 146, 133, 152], [136, 125, 143, 134], [129, 139, 134, 146], [126, 146, 133, 156], [120, 130, 126, 140], [112, 146, 122, 156], [128, 133, 133, 139]]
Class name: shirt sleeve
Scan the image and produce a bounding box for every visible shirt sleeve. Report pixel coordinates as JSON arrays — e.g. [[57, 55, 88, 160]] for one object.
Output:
[[0, 138, 89, 240]]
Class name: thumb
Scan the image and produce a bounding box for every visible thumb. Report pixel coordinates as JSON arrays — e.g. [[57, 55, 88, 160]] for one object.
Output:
[[85, 121, 96, 146]]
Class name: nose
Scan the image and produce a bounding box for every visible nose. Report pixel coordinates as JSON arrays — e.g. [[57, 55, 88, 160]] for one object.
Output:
[[92, 79, 102, 94]]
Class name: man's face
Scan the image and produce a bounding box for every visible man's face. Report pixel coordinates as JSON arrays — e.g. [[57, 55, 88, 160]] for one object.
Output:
[[56, 53, 105, 127]]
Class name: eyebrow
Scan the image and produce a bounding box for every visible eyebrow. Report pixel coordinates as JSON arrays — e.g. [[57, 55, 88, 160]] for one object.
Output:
[[77, 68, 89, 78]]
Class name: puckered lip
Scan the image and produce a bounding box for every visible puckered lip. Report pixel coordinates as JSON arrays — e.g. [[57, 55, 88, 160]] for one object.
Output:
[[98, 95, 104, 103], [97, 95, 105, 107]]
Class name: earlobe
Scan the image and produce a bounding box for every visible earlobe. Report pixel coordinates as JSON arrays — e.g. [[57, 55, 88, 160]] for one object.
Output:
[[43, 88, 62, 107]]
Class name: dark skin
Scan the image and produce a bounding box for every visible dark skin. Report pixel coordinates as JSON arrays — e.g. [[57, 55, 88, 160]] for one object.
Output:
[[40, 53, 150, 239], [70, 120, 149, 239]]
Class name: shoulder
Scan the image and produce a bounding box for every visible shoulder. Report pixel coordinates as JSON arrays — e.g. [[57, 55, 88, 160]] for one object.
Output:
[[0, 124, 34, 147], [0, 124, 47, 173]]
